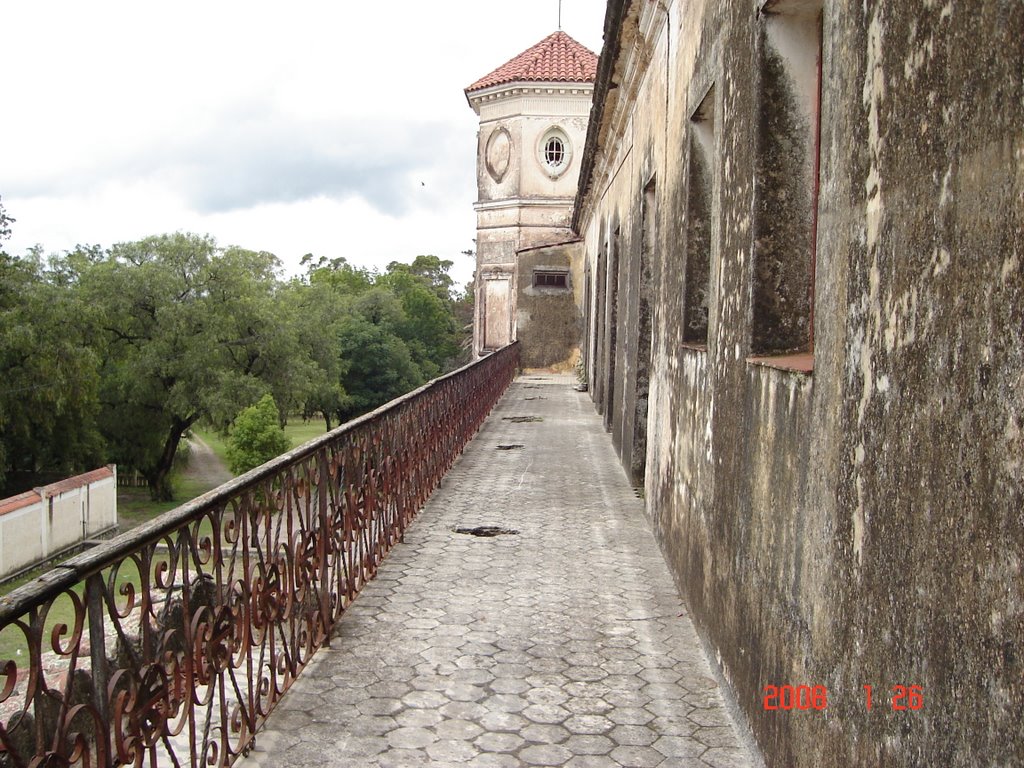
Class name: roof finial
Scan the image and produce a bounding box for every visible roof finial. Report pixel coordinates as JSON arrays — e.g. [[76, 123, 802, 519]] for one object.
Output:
[[558, 0, 562, 30]]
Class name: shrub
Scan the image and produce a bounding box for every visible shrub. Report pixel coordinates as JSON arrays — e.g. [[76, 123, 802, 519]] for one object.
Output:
[[226, 394, 290, 475]]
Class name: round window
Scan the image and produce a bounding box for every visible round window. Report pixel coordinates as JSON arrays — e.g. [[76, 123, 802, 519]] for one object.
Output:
[[544, 136, 565, 168], [538, 127, 572, 178]]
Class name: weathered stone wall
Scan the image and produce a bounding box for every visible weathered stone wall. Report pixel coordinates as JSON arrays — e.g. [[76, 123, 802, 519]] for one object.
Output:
[[577, 0, 1023, 765], [516, 241, 584, 370], [470, 85, 594, 356]]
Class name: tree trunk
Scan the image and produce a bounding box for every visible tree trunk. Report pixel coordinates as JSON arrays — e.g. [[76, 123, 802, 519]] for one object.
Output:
[[147, 415, 197, 501]]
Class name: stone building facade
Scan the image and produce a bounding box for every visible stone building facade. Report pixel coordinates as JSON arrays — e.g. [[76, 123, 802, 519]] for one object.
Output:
[[465, 32, 597, 367], [573, 1, 1023, 766]]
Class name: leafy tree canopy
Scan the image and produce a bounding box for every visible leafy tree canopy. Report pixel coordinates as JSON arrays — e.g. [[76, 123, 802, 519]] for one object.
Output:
[[0, 196, 13, 243], [0, 222, 103, 491], [77, 234, 303, 499], [336, 313, 424, 423], [303, 254, 375, 295], [0, 233, 471, 500], [384, 254, 456, 302]]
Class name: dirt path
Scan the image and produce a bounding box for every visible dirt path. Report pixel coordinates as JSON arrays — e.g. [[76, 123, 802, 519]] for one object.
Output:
[[182, 434, 233, 488]]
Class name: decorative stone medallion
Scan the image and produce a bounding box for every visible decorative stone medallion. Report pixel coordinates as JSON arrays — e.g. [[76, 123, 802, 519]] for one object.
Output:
[[485, 127, 512, 182]]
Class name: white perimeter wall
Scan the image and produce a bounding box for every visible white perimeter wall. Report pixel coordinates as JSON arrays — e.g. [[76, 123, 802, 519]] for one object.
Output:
[[0, 467, 118, 580]]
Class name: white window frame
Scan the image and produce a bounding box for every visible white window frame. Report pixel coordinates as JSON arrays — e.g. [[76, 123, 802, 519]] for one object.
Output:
[[538, 127, 572, 178]]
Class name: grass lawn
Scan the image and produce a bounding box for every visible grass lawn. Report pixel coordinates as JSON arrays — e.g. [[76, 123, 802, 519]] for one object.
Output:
[[282, 418, 330, 448], [0, 554, 167, 663], [0, 420, 329, 662], [194, 419, 329, 470], [0, 472, 219, 661], [116, 476, 214, 530]]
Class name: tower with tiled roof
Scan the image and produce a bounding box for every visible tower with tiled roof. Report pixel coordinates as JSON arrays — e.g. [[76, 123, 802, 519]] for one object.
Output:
[[465, 31, 598, 356]]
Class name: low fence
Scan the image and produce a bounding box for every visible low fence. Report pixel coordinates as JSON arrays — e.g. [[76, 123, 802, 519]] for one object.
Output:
[[0, 343, 518, 767], [115, 471, 148, 489], [0, 467, 118, 582]]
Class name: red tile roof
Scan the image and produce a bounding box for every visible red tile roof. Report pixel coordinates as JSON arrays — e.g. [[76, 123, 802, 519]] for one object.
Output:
[[0, 467, 116, 517], [0, 490, 41, 517], [39, 466, 114, 498], [466, 31, 599, 93]]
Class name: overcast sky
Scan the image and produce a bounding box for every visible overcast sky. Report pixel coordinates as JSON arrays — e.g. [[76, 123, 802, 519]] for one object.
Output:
[[1, 1, 606, 287]]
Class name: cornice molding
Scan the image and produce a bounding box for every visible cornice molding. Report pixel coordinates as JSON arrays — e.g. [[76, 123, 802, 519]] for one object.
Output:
[[574, 0, 671, 233], [468, 81, 595, 116], [479, 97, 593, 123], [573, 0, 631, 233], [474, 197, 576, 212]]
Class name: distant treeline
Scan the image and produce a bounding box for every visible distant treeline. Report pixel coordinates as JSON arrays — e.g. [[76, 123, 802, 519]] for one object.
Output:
[[0, 202, 472, 500]]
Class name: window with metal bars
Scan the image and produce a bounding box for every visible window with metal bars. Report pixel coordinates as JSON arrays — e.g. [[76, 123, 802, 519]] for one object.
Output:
[[533, 270, 568, 289]]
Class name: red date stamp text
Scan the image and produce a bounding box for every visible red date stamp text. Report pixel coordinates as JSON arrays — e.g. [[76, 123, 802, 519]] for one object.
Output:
[[762, 684, 924, 711]]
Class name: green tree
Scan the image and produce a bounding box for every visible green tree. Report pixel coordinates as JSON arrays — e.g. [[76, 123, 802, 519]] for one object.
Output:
[[202, 247, 324, 431], [286, 279, 351, 430], [385, 254, 456, 301], [335, 289, 424, 423], [225, 394, 290, 475], [80, 233, 296, 499], [0, 232, 104, 492], [303, 254, 375, 295], [0, 196, 13, 242], [0, 215, 472, 497], [380, 257, 462, 375]]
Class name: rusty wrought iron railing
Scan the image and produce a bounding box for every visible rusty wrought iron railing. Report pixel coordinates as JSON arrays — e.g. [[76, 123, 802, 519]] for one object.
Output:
[[0, 342, 519, 768]]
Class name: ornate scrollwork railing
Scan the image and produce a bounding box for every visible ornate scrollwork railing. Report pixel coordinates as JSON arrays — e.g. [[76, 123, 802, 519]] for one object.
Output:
[[0, 342, 519, 767]]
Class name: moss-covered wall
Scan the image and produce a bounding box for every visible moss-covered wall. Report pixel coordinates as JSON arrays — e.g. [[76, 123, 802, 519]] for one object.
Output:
[[516, 241, 583, 370], [578, 1, 1023, 765]]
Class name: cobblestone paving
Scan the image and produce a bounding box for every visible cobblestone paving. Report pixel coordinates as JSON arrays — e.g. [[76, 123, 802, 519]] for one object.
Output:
[[239, 375, 761, 768]]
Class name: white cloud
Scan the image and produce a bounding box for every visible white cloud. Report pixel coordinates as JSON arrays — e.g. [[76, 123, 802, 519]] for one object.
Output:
[[0, 0, 606, 288]]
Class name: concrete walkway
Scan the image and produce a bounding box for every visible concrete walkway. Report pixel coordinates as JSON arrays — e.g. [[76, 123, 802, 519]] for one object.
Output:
[[240, 374, 760, 768]]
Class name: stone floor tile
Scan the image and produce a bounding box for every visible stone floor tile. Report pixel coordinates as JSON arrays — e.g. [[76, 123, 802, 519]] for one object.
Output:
[[564, 734, 616, 755], [695, 725, 751, 748], [702, 747, 757, 768], [610, 744, 668, 766], [523, 703, 572, 724], [610, 724, 660, 747], [394, 709, 444, 728], [373, 748, 430, 767], [607, 707, 655, 726], [474, 730, 526, 753], [386, 727, 437, 750], [424, 738, 478, 762], [490, 676, 531, 695], [652, 716, 700, 738], [565, 713, 615, 735], [433, 717, 483, 740], [522, 722, 571, 744], [653, 734, 709, 759], [403, 690, 448, 709], [466, 754, 521, 768], [521, 743, 575, 765], [689, 707, 736, 728], [564, 695, 615, 716], [341, 714, 399, 737], [440, 700, 488, 720], [235, 376, 760, 768], [245, 729, 299, 758], [333, 734, 390, 759], [564, 757, 620, 768]]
